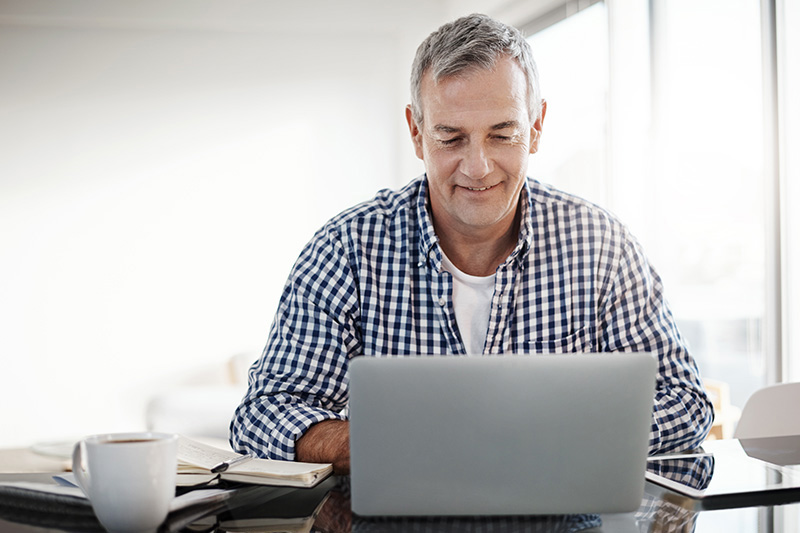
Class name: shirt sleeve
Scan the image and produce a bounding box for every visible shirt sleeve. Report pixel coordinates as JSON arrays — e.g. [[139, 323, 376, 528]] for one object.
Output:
[[229, 224, 361, 460], [599, 230, 715, 454]]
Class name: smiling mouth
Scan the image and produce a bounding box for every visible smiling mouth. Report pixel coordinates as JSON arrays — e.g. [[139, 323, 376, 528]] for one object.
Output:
[[463, 184, 495, 192]]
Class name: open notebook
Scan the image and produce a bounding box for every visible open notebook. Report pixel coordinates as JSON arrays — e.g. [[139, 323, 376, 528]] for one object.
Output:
[[176, 436, 332, 488]]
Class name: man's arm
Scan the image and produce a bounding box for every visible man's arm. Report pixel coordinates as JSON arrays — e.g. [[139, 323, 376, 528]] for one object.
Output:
[[600, 232, 714, 454], [230, 225, 360, 463], [296, 420, 351, 474]]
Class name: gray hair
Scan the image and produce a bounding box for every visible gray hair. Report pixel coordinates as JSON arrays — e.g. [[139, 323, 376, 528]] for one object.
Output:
[[409, 13, 541, 126]]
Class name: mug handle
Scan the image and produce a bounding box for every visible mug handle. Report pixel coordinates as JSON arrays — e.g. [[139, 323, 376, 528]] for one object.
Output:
[[72, 441, 91, 496]]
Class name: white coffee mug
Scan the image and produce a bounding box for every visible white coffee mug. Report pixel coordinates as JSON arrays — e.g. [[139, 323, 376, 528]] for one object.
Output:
[[72, 432, 178, 533]]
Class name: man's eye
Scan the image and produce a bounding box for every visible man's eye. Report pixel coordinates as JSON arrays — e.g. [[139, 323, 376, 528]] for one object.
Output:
[[440, 138, 461, 145]]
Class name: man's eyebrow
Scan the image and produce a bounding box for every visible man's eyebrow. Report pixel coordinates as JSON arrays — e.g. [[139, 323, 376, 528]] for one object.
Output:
[[431, 121, 521, 134], [432, 124, 462, 134], [491, 120, 521, 130]]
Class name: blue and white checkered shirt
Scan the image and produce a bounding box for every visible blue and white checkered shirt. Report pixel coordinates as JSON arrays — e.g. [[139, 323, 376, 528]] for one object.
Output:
[[230, 176, 713, 460]]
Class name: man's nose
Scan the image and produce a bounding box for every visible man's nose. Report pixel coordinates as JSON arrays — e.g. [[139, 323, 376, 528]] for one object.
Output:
[[461, 142, 491, 179]]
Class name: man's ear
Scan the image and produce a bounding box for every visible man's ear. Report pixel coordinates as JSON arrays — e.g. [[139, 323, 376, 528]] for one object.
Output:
[[529, 99, 547, 155], [405, 105, 424, 160]]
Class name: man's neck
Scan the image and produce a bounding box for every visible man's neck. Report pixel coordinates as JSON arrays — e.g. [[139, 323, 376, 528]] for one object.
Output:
[[435, 210, 521, 277]]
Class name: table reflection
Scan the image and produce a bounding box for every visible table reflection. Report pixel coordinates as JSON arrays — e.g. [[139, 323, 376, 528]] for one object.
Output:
[[314, 478, 601, 533], [631, 453, 715, 533], [350, 514, 602, 533], [646, 453, 715, 491]]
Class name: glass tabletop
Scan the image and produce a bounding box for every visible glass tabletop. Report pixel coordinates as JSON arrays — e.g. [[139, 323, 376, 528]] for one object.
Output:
[[2, 436, 800, 532], [645, 435, 800, 509]]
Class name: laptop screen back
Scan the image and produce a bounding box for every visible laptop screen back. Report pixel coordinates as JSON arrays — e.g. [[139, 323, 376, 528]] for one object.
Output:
[[349, 353, 656, 516]]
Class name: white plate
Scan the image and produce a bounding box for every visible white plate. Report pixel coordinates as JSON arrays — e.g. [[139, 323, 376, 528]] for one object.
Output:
[[30, 440, 77, 460]]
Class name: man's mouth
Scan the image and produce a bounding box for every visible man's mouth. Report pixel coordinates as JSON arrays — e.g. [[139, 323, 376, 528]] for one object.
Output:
[[463, 184, 495, 192]]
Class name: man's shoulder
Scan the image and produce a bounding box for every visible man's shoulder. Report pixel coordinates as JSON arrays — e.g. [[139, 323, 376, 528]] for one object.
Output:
[[319, 177, 423, 239], [526, 178, 625, 230]]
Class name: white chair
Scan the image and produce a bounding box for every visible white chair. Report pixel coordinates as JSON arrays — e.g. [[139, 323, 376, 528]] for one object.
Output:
[[733, 382, 800, 439]]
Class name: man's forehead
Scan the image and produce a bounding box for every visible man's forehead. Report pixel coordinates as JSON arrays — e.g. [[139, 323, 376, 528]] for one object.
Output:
[[420, 75, 527, 105], [422, 91, 530, 131]]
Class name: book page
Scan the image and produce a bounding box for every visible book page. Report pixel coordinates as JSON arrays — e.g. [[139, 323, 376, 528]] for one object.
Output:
[[177, 435, 333, 484], [177, 435, 240, 470], [228, 458, 330, 477]]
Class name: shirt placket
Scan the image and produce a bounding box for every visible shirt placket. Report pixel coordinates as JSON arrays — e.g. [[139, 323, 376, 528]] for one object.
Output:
[[429, 266, 464, 354], [485, 262, 515, 354]]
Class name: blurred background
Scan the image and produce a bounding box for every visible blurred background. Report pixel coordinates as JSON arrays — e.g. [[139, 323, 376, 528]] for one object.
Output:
[[1, 0, 798, 449]]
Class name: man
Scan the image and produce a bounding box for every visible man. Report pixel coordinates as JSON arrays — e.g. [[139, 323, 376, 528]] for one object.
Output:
[[230, 14, 713, 474]]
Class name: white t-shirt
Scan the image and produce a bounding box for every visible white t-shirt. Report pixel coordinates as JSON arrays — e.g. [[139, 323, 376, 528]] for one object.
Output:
[[441, 252, 496, 354]]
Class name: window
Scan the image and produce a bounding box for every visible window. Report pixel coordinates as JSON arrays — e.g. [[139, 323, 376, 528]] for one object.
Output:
[[527, 3, 609, 208], [526, 0, 770, 417], [780, 0, 800, 384], [648, 0, 766, 411]]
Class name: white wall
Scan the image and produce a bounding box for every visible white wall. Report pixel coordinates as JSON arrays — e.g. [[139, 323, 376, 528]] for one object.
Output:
[[0, 0, 453, 447]]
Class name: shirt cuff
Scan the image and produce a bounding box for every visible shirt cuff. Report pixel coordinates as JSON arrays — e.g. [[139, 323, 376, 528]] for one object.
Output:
[[231, 398, 348, 462]]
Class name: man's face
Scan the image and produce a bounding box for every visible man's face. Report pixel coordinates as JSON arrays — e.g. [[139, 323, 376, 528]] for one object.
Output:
[[406, 56, 545, 239]]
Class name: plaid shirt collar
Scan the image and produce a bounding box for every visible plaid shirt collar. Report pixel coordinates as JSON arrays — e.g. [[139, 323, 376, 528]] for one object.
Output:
[[415, 175, 534, 274]]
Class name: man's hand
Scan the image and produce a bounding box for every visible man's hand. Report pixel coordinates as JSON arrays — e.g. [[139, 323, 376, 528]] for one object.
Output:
[[295, 419, 350, 474]]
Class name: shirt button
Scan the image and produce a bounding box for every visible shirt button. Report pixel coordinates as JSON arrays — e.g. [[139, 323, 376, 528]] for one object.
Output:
[[438, 297, 446, 306]]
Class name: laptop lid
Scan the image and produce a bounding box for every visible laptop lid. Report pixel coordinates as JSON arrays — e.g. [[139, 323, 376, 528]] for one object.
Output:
[[349, 353, 657, 516]]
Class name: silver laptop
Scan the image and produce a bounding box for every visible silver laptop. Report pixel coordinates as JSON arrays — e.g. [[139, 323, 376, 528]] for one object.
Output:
[[349, 353, 656, 516]]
